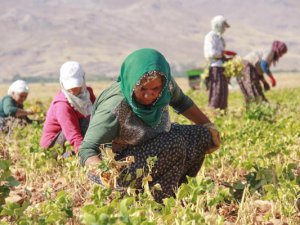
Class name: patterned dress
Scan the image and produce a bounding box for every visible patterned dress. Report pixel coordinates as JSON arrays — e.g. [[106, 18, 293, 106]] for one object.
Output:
[[115, 123, 211, 203], [204, 30, 228, 110], [0, 116, 31, 136], [109, 100, 212, 203], [236, 61, 268, 104], [208, 67, 228, 110]]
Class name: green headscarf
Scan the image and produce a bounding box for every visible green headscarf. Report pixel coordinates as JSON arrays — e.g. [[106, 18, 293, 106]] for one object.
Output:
[[118, 48, 171, 127]]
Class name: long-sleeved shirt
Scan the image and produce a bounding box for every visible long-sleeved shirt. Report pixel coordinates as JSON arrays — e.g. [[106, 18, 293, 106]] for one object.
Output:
[[204, 30, 226, 67], [40, 87, 95, 152], [243, 50, 274, 76], [0, 95, 20, 117], [79, 78, 194, 166]]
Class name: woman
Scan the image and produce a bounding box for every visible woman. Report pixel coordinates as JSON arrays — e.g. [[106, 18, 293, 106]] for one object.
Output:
[[204, 15, 234, 110], [79, 48, 221, 203], [237, 40, 288, 104], [0, 80, 35, 133], [40, 61, 96, 156]]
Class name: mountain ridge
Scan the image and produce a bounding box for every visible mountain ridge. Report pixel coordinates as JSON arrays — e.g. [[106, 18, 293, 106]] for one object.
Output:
[[0, 0, 299, 81]]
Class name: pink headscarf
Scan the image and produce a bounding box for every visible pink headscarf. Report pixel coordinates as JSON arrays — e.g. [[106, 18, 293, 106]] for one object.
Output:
[[272, 40, 287, 65]]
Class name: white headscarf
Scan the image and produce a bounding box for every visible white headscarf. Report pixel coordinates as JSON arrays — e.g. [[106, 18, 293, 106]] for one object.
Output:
[[59, 61, 93, 117], [61, 85, 93, 117], [7, 80, 29, 95], [211, 15, 230, 35]]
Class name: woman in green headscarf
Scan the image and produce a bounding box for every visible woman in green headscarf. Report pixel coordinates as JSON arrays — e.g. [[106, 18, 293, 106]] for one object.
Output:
[[79, 48, 220, 203]]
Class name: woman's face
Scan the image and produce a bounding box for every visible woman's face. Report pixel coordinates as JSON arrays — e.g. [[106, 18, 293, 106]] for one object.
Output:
[[133, 75, 163, 106], [67, 87, 82, 96], [12, 92, 28, 105], [279, 51, 287, 58]]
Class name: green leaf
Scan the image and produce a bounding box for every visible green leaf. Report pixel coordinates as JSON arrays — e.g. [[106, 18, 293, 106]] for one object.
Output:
[[119, 197, 135, 215]]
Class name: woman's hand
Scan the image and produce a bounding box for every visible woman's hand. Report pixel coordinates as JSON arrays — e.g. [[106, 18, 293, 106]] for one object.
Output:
[[86, 160, 116, 188], [203, 123, 221, 154], [15, 108, 35, 117], [26, 109, 35, 115], [85, 155, 102, 166], [268, 74, 276, 87], [262, 81, 271, 91]]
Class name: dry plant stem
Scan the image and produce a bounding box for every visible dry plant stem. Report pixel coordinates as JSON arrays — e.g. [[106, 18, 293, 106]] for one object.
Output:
[[235, 186, 249, 224]]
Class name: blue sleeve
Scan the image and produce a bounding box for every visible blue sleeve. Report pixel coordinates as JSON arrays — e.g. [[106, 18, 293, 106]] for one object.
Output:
[[260, 60, 272, 76]]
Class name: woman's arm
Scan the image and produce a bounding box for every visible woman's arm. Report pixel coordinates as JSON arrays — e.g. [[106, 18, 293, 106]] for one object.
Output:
[[169, 78, 211, 124], [260, 60, 271, 76], [15, 108, 34, 117], [79, 107, 120, 166], [181, 104, 211, 125], [169, 77, 194, 113], [56, 102, 84, 153], [260, 60, 276, 87], [3, 96, 33, 117]]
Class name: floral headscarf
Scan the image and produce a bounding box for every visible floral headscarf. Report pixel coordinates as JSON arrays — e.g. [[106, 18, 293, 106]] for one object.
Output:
[[272, 40, 288, 65]]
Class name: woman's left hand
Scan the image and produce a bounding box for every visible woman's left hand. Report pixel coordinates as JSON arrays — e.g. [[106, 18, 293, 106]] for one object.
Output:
[[268, 74, 276, 87], [263, 81, 270, 91]]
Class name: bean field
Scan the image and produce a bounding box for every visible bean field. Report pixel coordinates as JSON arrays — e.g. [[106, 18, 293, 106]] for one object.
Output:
[[1, 75, 300, 224]]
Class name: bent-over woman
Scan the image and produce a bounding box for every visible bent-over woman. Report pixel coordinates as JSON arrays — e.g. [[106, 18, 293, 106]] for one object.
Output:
[[237, 40, 288, 104]]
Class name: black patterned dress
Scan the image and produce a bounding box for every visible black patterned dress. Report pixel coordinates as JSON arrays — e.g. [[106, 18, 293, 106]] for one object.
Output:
[[111, 100, 213, 203]]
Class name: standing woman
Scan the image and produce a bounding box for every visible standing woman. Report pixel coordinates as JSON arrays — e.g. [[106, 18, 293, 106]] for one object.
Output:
[[204, 15, 234, 110], [79, 48, 221, 203], [237, 40, 288, 104], [40, 61, 96, 156], [0, 80, 35, 133]]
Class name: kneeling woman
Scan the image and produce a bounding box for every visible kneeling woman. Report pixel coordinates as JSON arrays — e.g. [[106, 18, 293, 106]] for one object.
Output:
[[0, 80, 35, 133], [40, 61, 96, 156], [79, 48, 220, 203]]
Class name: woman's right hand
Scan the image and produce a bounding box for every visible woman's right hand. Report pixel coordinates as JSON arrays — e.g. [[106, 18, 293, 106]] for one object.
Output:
[[86, 159, 116, 188], [26, 109, 35, 115], [203, 123, 221, 154], [85, 156, 105, 185]]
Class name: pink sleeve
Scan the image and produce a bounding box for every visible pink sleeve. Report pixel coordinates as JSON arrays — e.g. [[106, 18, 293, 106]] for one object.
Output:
[[55, 102, 83, 153]]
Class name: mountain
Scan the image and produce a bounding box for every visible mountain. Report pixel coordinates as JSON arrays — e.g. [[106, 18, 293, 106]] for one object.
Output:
[[0, 0, 299, 81]]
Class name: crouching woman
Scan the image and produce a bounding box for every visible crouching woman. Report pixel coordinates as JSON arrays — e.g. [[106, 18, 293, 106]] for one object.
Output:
[[40, 61, 96, 157], [0, 80, 35, 133], [79, 48, 221, 203]]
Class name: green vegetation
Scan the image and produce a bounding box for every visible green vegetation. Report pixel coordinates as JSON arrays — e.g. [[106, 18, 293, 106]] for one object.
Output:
[[0, 87, 299, 224]]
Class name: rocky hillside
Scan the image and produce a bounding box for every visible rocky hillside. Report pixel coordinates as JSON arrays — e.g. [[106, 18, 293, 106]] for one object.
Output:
[[0, 0, 299, 81]]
